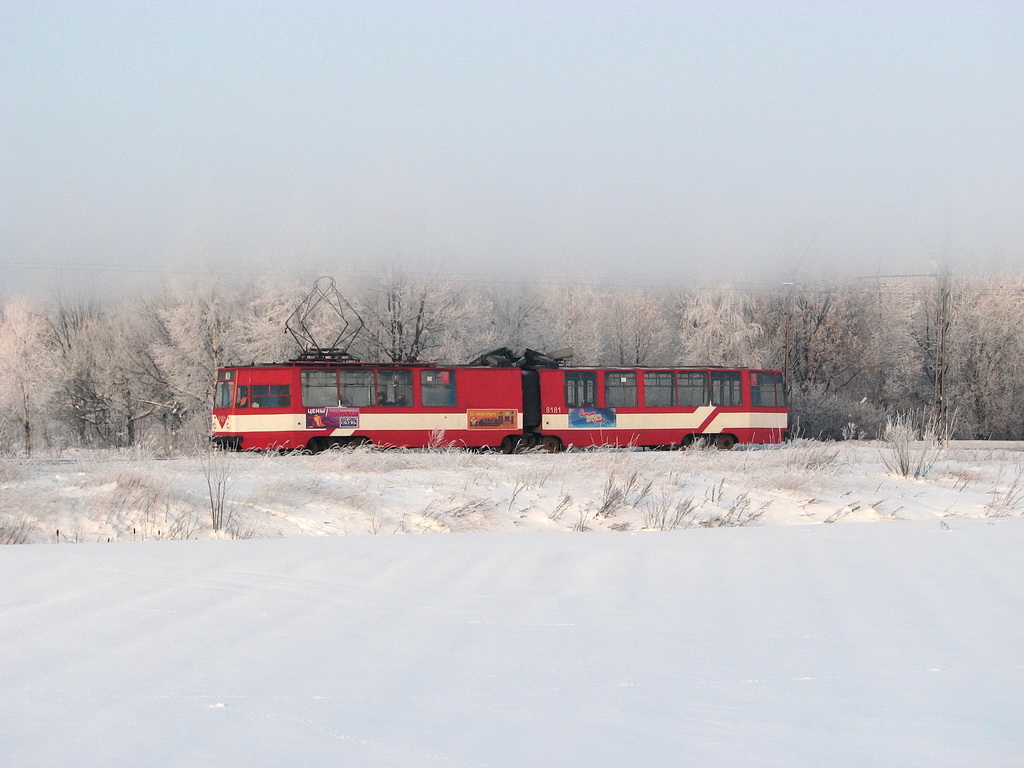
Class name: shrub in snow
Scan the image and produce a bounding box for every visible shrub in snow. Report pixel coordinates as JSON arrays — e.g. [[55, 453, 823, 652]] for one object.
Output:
[[199, 447, 233, 531], [699, 491, 771, 527], [776, 441, 842, 473], [0, 516, 33, 545], [879, 412, 942, 479], [640, 493, 698, 530], [984, 469, 1024, 517]]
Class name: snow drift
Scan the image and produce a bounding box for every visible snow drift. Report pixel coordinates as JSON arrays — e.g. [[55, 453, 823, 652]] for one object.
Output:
[[1, 441, 1023, 766]]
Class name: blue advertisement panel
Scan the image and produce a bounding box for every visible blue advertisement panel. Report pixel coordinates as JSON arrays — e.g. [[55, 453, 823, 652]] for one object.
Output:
[[568, 408, 617, 429], [306, 407, 360, 429]]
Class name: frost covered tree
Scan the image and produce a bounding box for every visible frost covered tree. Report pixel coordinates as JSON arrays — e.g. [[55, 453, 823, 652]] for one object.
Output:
[[49, 295, 107, 443], [785, 284, 868, 396], [48, 296, 135, 446], [223, 278, 308, 365], [92, 306, 182, 447], [859, 279, 928, 413], [357, 270, 472, 363], [145, 282, 230, 442], [674, 288, 765, 367], [605, 288, 672, 366], [2, 269, 1024, 446], [0, 299, 65, 454], [752, 283, 885, 439], [431, 282, 493, 364], [539, 284, 605, 365], [943, 275, 1024, 439], [476, 285, 548, 356]]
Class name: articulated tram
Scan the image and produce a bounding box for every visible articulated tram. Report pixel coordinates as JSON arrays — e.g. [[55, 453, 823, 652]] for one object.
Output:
[[211, 353, 787, 452]]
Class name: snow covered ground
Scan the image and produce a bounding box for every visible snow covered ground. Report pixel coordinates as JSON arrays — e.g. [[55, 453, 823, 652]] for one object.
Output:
[[3, 440, 1024, 542], [2, 441, 1024, 766]]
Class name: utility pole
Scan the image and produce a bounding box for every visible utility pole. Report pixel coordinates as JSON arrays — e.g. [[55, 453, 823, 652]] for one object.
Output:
[[932, 272, 950, 439], [781, 282, 795, 401]]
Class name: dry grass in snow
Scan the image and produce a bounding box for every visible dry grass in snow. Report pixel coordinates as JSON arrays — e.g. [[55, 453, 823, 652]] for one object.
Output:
[[1, 439, 1023, 544]]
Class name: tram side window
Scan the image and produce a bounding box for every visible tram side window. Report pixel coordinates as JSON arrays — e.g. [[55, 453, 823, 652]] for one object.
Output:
[[605, 371, 637, 408], [378, 369, 413, 407], [774, 373, 786, 406], [301, 370, 339, 407], [678, 372, 709, 407], [421, 370, 457, 407], [751, 372, 786, 407], [644, 372, 675, 407], [235, 386, 249, 408], [710, 372, 742, 407], [339, 370, 374, 407], [251, 384, 291, 408], [565, 372, 597, 407], [215, 380, 233, 408]]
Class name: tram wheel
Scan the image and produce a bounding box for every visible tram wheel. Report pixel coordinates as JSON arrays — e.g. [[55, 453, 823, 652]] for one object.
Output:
[[516, 434, 538, 453], [714, 434, 736, 451], [540, 435, 563, 453]]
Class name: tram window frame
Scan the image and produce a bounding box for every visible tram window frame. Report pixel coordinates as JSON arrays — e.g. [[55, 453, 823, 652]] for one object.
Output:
[[751, 371, 786, 407], [710, 372, 742, 407], [251, 384, 291, 409], [677, 372, 709, 407], [421, 370, 457, 407], [301, 369, 340, 408], [377, 369, 413, 407], [565, 372, 598, 408], [605, 371, 637, 408], [775, 373, 786, 406], [643, 371, 675, 407], [215, 380, 234, 408], [338, 370, 375, 407]]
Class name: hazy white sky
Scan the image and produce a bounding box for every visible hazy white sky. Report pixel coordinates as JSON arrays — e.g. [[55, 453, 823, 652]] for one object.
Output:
[[2, 1, 1022, 294]]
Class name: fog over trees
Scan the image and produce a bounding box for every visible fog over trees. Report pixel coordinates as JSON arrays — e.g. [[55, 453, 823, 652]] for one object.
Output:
[[0, 270, 1021, 453]]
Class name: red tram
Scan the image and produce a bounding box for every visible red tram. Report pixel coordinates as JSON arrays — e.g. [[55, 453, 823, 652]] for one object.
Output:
[[211, 352, 787, 452]]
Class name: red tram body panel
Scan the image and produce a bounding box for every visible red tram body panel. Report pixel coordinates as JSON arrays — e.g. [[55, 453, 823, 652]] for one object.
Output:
[[212, 362, 527, 451], [535, 367, 787, 450], [211, 360, 787, 452]]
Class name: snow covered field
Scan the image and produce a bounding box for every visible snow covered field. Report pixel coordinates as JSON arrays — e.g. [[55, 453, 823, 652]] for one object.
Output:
[[2, 442, 1024, 766], [3, 440, 1024, 542]]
